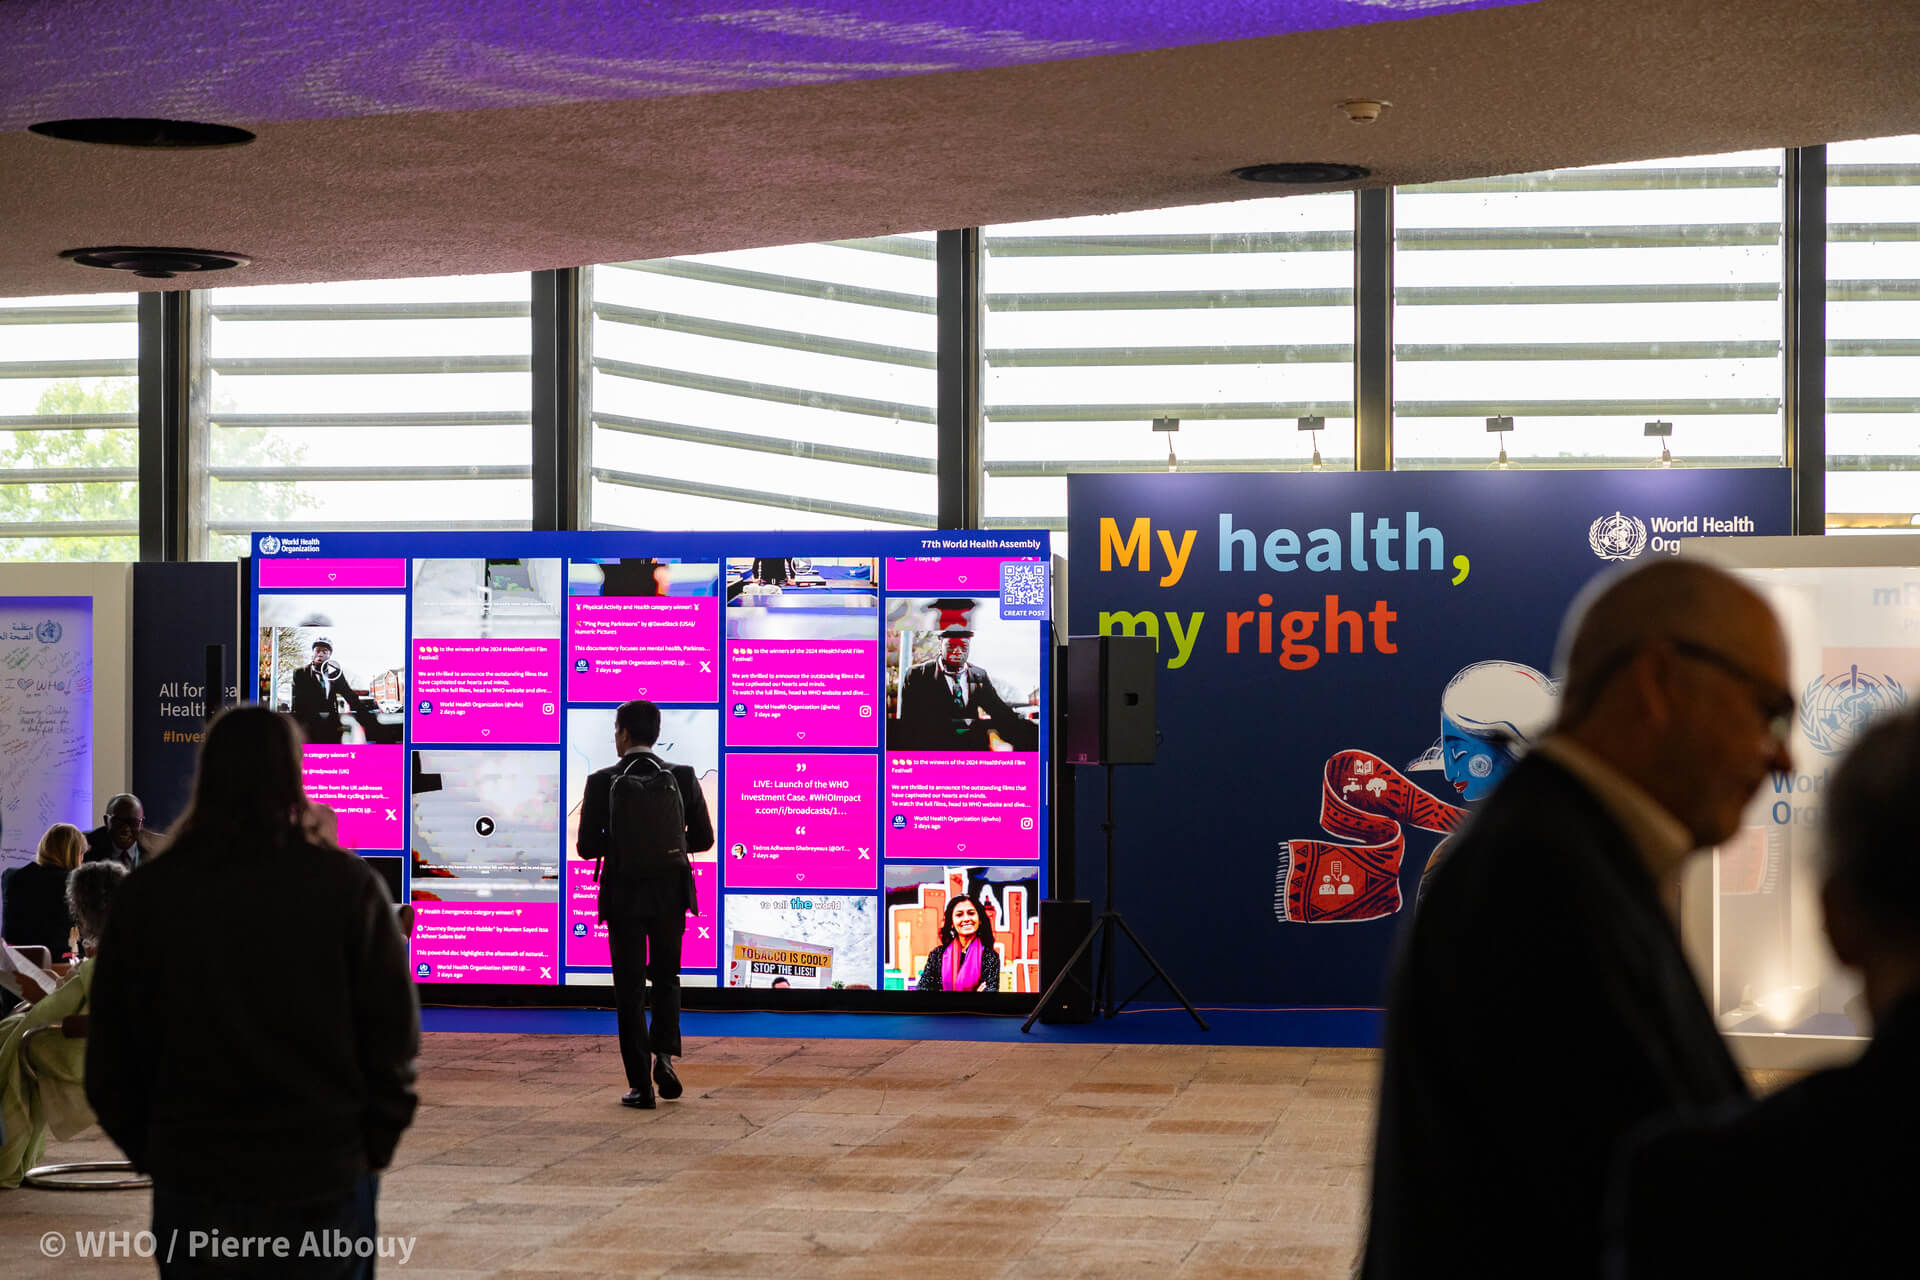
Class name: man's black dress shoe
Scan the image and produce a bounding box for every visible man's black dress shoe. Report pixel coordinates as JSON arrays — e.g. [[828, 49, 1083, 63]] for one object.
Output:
[[620, 1088, 656, 1109], [654, 1055, 683, 1101]]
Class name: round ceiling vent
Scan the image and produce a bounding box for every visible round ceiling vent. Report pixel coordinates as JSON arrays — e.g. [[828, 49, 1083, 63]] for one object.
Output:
[[1232, 162, 1372, 185], [59, 247, 253, 280], [29, 118, 256, 149]]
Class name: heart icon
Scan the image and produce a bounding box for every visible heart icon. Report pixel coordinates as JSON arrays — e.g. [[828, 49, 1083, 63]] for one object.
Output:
[[956, 843, 966, 852], [795, 874, 806, 882], [958, 575, 968, 584], [327, 573, 337, 581], [481, 728, 491, 737], [796, 731, 806, 740]]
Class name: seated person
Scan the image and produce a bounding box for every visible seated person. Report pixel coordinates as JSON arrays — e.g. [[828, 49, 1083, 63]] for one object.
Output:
[[0, 860, 127, 1188], [84, 793, 167, 870], [1609, 704, 1920, 1277], [915, 895, 1001, 993], [2, 823, 84, 963]]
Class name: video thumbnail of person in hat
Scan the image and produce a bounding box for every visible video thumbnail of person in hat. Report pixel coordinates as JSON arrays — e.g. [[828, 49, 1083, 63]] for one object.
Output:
[[259, 594, 407, 747], [888, 598, 1039, 752]]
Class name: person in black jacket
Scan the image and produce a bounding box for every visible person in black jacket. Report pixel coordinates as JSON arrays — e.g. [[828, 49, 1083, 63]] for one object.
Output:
[[1, 822, 84, 962], [890, 601, 1037, 752], [289, 638, 379, 746], [1608, 702, 1920, 1279], [1362, 559, 1795, 1280], [577, 699, 714, 1109], [86, 708, 417, 1279]]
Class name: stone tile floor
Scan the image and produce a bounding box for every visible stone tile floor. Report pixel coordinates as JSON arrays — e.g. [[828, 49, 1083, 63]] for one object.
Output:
[[0, 1033, 1377, 1278]]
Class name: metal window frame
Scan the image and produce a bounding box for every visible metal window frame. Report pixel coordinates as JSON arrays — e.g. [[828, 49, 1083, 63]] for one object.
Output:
[[114, 146, 1859, 559], [1785, 145, 1826, 535]]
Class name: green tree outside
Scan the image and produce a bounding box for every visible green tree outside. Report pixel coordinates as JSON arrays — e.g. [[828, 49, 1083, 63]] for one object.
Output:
[[0, 378, 313, 561]]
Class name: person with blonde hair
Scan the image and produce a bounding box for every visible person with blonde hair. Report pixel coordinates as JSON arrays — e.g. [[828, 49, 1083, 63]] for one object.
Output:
[[2, 823, 87, 964]]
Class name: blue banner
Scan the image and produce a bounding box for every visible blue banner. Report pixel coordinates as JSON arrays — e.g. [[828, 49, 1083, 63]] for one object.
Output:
[[131, 563, 239, 832], [1067, 468, 1792, 1005]]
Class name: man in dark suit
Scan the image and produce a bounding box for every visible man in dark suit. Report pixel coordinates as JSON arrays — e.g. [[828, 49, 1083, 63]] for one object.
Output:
[[576, 699, 714, 1109], [891, 600, 1038, 752], [1362, 559, 1795, 1280], [289, 637, 377, 745], [84, 793, 167, 869], [1608, 703, 1920, 1279]]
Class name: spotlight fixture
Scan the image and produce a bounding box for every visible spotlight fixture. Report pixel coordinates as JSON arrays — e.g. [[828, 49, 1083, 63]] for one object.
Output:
[[29, 117, 256, 149], [1153, 416, 1180, 473], [59, 246, 252, 280], [1298, 415, 1326, 472], [1486, 415, 1515, 470], [1232, 162, 1371, 185], [1645, 420, 1675, 468]]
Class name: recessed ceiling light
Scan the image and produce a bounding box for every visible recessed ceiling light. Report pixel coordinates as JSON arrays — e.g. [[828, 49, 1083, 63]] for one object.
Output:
[[1232, 162, 1372, 185], [29, 118, 255, 149], [59, 247, 252, 280]]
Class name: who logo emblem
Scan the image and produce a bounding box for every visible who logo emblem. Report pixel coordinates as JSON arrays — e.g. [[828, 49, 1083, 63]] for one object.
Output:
[[258, 534, 281, 555], [1801, 666, 1907, 758], [1587, 511, 1648, 561]]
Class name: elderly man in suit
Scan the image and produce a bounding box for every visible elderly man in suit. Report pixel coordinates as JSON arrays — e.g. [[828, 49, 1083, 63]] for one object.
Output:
[[289, 637, 377, 746], [84, 794, 167, 870], [1362, 558, 1794, 1280], [891, 600, 1037, 752]]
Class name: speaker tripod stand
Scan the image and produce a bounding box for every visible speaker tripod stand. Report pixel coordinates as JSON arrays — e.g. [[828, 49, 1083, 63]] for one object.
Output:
[[1023, 763, 1208, 1033]]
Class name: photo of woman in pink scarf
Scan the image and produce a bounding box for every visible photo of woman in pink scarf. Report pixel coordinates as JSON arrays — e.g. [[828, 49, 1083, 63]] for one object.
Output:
[[915, 894, 1000, 992]]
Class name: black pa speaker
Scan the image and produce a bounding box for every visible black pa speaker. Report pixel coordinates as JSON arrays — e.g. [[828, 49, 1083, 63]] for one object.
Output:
[[1064, 634, 1157, 765], [1037, 898, 1094, 1023]]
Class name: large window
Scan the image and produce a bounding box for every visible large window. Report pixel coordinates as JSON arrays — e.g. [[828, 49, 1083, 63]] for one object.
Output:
[[1394, 151, 1786, 469], [982, 195, 1357, 533], [195, 274, 533, 560], [0, 293, 138, 559], [586, 236, 939, 531], [1827, 135, 1920, 530]]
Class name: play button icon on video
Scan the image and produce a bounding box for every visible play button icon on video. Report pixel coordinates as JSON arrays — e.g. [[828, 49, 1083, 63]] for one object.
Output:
[[474, 817, 495, 837]]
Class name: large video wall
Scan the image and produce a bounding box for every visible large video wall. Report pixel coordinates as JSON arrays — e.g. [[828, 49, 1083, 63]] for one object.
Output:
[[249, 531, 1052, 996]]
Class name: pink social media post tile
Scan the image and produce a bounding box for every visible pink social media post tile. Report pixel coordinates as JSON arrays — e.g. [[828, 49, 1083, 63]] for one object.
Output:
[[568, 597, 719, 703], [884, 752, 1042, 862], [565, 859, 718, 969], [884, 555, 1042, 594], [258, 558, 407, 590], [724, 641, 879, 747], [408, 902, 558, 985], [412, 639, 561, 744], [301, 744, 404, 851], [722, 753, 880, 891]]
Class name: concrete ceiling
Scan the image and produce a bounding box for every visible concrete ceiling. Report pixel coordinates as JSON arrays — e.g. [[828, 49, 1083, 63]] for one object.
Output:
[[2, 0, 1917, 297]]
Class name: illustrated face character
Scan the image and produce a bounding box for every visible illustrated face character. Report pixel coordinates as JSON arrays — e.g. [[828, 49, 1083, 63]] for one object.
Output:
[[940, 634, 971, 674], [1440, 716, 1518, 802], [949, 897, 980, 941]]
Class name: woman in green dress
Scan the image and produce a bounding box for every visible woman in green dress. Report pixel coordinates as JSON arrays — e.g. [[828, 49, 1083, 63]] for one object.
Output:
[[0, 857, 127, 1187]]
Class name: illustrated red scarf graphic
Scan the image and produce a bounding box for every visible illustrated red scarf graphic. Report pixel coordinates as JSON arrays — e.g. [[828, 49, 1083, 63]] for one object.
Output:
[[1276, 749, 1467, 923]]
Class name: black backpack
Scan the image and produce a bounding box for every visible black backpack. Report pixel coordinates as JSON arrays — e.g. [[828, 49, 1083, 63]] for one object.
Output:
[[598, 754, 689, 885]]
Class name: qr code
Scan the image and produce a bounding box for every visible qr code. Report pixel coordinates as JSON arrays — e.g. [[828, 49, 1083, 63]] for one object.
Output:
[[1000, 561, 1049, 619]]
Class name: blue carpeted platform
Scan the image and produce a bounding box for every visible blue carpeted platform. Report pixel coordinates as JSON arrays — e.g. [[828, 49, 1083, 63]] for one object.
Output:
[[421, 1004, 1382, 1048]]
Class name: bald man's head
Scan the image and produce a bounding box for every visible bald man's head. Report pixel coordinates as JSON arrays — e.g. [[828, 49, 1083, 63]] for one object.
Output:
[[1552, 559, 1793, 853], [1557, 560, 1782, 725]]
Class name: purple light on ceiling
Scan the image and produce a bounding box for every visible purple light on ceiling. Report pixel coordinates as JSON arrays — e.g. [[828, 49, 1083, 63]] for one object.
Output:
[[0, 1, 1536, 133]]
